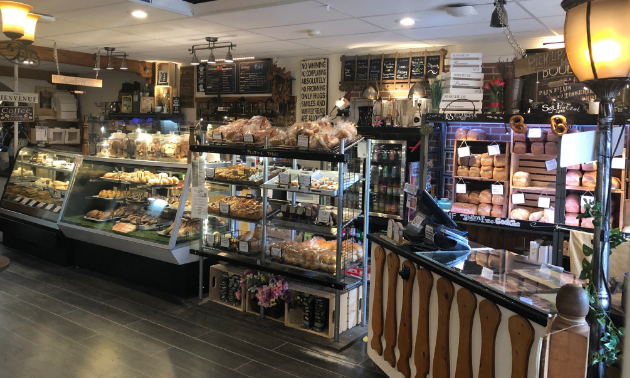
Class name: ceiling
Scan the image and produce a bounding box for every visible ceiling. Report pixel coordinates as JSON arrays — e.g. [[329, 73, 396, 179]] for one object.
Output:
[[26, 0, 565, 65]]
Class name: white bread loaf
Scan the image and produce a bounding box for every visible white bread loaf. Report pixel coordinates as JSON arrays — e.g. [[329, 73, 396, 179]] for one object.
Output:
[[493, 154, 507, 167], [478, 203, 492, 216], [512, 171, 531, 187], [480, 166, 493, 179], [491, 205, 503, 217], [452, 202, 478, 215], [510, 208, 531, 220]]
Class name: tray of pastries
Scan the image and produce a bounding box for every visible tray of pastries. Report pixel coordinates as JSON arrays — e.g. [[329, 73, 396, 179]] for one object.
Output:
[[207, 196, 271, 221], [101, 171, 180, 186], [273, 236, 363, 273], [157, 213, 199, 237], [212, 164, 283, 186], [95, 189, 127, 199], [117, 211, 172, 231]]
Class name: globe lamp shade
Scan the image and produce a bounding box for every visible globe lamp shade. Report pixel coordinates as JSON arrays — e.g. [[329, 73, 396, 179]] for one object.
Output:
[[0, 1, 32, 40], [18, 13, 40, 45]]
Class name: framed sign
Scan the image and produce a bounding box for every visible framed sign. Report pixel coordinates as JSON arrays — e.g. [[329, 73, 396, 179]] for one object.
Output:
[[179, 66, 195, 108], [34, 86, 56, 117], [0, 92, 38, 103], [0, 106, 34, 121], [157, 71, 169, 86], [300, 58, 328, 122]]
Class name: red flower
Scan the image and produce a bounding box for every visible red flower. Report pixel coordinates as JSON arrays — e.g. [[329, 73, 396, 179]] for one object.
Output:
[[496, 79, 505, 87], [484, 82, 490, 90]]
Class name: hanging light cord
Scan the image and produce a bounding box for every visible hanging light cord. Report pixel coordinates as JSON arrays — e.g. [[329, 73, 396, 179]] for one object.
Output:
[[53, 42, 60, 76], [496, 1, 526, 58]]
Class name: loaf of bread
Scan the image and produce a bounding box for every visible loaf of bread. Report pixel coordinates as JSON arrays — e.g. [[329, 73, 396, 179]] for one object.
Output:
[[566, 193, 581, 213], [582, 161, 597, 171], [457, 166, 470, 177], [491, 205, 503, 217], [455, 128, 469, 140], [452, 202, 478, 215], [480, 166, 493, 179], [481, 153, 494, 166], [467, 129, 487, 141], [567, 164, 581, 170], [494, 154, 507, 167], [493, 167, 506, 181], [513, 171, 531, 187], [612, 177, 621, 189], [492, 194, 504, 205], [456, 192, 469, 203], [479, 189, 492, 204], [545, 142, 558, 155], [541, 208, 555, 223], [531, 142, 545, 155], [469, 154, 482, 167], [565, 213, 580, 227], [529, 129, 547, 142], [529, 211, 544, 221], [510, 208, 531, 220], [469, 191, 481, 204], [514, 142, 527, 154], [547, 132, 559, 142], [514, 132, 527, 142], [458, 156, 470, 166], [583, 171, 597, 187], [478, 203, 492, 216], [566, 170, 583, 186], [469, 166, 481, 177], [581, 217, 594, 229]]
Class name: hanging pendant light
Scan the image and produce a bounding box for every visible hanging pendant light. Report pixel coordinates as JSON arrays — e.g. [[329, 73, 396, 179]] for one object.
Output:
[[191, 50, 200, 66], [408, 81, 428, 99], [490, 0, 507, 27], [362, 81, 380, 100], [208, 50, 216, 64], [0, 1, 32, 39], [17, 13, 39, 45], [120, 56, 128, 70], [225, 47, 233, 63], [106, 56, 114, 70]]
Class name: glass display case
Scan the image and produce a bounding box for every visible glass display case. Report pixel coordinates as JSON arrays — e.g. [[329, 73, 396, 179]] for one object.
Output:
[[369, 140, 406, 220], [0, 146, 78, 228], [57, 157, 195, 264]]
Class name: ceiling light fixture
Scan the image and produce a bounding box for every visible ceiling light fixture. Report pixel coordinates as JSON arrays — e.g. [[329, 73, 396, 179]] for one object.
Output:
[[0, 2, 42, 66], [397, 17, 416, 26], [94, 47, 130, 71], [225, 47, 233, 63], [190, 49, 200, 65], [189, 37, 237, 65], [208, 50, 216, 64], [106, 57, 113, 70], [131, 10, 147, 18], [490, 0, 507, 27], [120, 57, 127, 70], [445, 5, 477, 17]]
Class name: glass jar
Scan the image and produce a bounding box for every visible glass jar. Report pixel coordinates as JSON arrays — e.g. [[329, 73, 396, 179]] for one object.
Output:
[[147, 132, 162, 161], [96, 140, 110, 158], [160, 132, 179, 161], [134, 132, 151, 160], [177, 133, 190, 162], [109, 131, 127, 158], [127, 132, 138, 159]]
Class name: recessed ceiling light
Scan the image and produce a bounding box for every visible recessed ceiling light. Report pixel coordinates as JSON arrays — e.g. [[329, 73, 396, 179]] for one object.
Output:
[[397, 18, 416, 26], [131, 10, 147, 18]]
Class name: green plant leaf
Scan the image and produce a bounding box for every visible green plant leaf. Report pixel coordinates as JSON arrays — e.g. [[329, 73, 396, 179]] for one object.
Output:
[[583, 244, 594, 257]]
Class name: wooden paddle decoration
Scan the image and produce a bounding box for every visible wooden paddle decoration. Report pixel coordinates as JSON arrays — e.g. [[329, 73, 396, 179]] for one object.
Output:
[[432, 277, 454, 378], [478, 300, 502, 378], [414, 267, 433, 378], [383, 252, 400, 367], [454, 288, 477, 378], [370, 246, 386, 355], [396, 261, 416, 378], [509, 315, 535, 378]]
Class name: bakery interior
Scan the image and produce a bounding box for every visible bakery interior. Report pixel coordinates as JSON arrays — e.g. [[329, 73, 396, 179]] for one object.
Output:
[[0, 0, 626, 377]]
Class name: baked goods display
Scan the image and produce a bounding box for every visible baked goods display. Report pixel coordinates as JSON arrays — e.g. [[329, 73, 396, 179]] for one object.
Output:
[[509, 208, 531, 220], [512, 171, 531, 188], [455, 145, 507, 182], [279, 236, 363, 273], [160, 213, 199, 237], [211, 226, 263, 254], [12, 167, 34, 176], [98, 189, 127, 199], [213, 164, 282, 185], [207, 196, 269, 220], [3, 184, 63, 208], [451, 202, 478, 215], [84, 207, 130, 221], [206, 116, 273, 144], [101, 171, 180, 186], [466, 129, 487, 140]]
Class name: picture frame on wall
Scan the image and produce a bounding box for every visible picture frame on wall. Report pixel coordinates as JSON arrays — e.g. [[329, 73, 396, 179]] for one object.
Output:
[[157, 71, 169, 85], [34, 86, 56, 117]]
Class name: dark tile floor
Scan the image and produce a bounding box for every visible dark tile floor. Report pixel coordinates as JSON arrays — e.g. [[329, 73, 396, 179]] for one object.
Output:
[[0, 246, 385, 378]]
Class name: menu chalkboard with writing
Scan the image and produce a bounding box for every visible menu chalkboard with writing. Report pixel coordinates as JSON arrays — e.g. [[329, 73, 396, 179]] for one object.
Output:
[[356, 59, 368, 81], [382, 58, 396, 80], [426, 55, 441, 79], [369, 59, 381, 81], [411, 56, 425, 79], [205, 64, 237, 94], [239, 59, 271, 93], [196, 63, 206, 93], [343, 60, 356, 81], [396, 57, 410, 80]]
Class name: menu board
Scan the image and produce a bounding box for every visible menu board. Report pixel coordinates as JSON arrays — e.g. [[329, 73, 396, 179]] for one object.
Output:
[[238, 59, 272, 93], [196, 63, 206, 93], [426, 55, 441, 79], [343, 60, 356, 81], [382, 58, 396, 80], [205, 64, 237, 94], [396, 57, 410, 80], [180, 66, 195, 108], [411, 56, 425, 79], [356, 59, 368, 81], [369, 59, 382, 81]]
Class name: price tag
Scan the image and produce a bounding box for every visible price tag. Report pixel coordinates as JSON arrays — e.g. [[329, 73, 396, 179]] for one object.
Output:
[[512, 193, 525, 204], [456, 183, 467, 193], [20, 198, 29, 204], [425, 224, 435, 242], [487, 144, 501, 156], [239, 241, 249, 253], [538, 197, 551, 208], [219, 203, 230, 214], [36, 202, 46, 208], [206, 168, 215, 179], [491, 184, 504, 195], [305, 208, 312, 217], [75, 155, 83, 165], [289, 206, 296, 214], [528, 128, 542, 138], [481, 267, 494, 280], [612, 157, 626, 169], [297, 135, 309, 148], [318, 209, 331, 225], [404, 183, 418, 195], [278, 172, 290, 185], [243, 134, 254, 143], [52, 206, 61, 213], [14, 197, 22, 202], [27, 200, 38, 206], [44, 203, 54, 211], [271, 247, 282, 258], [212, 132, 222, 141], [545, 159, 557, 171], [220, 236, 230, 248], [298, 174, 311, 187], [458, 146, 471, 157], [581, 195, 595, 207]]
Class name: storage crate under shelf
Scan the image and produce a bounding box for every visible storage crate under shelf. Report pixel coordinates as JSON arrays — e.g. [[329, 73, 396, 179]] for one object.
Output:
[[208, 264, 246, 312]]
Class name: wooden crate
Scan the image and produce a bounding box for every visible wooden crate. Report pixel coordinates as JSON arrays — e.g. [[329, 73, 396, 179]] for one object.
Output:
[[451, 179, 510, 218], [510, 153, 557, 189], [208, 264, 246, 312], [508, 187, 557, 217], [245, 290, 285, 323], [452, 139, 510, 183]]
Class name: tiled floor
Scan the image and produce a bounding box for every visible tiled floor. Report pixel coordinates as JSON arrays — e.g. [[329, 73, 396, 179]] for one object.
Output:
[[0, 245, 386, 378]]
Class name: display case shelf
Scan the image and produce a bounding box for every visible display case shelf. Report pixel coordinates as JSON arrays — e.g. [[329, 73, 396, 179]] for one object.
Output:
[[17, 161, 74, 173], [208, 208, 280, 225], [268, 209, 363, 236]]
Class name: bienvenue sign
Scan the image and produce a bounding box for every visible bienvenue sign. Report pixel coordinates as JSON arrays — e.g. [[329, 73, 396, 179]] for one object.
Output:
[[300, 58, 328, 122], [0, 106, 34, 121], [0, 92, 38, 103]]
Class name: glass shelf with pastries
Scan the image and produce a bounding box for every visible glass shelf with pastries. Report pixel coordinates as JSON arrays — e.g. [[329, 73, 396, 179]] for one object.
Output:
[[58, 156, 197, 264], [0, 146, 79, 228]]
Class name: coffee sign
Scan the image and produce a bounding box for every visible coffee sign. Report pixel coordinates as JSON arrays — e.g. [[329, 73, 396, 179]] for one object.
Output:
[[0, 106, 34, 121], [0, 92, 38, 103]]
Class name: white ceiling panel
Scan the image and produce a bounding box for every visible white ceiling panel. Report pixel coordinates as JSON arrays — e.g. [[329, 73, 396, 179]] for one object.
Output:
[[250, 19, 385, 40], [260, 48, 332, 58], [97, 39, 187, 54], [28, 0, 126, 14], [324, 42, 433, 55], [34, 38, 89, 50], [322, 0, 494, 18], [55, 2, 188, 29], [289, 31, 414, 49], [113, 18, 235, 39], [537, 15, 566, 30], [35, 20, 100, 38], [50, 30, 151, 46], [163, 30, 277, 46], [518, 0, 566, 18], [232, 41, 312, 54], [396, 22, 509, 40], [198, 1, 351, 29]]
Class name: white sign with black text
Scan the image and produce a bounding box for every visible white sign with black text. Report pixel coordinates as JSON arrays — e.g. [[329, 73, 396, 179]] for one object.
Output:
[[300, 58, 328, 122]]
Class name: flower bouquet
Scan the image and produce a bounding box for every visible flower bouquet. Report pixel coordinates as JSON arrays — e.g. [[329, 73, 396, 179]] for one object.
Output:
[[484, 77, 505, 113], [240, 270, 291, 318]]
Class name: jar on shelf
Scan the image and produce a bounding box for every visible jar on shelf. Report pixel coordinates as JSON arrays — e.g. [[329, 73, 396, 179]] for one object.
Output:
[[96, 140, 110, 157], [127, 132, 138, 159], [134, 132, 151, 160], [160, 132, 178, 161], [177, 133, 190, 162], [147, 132, 162, 161], [109, 131, 127, 158]]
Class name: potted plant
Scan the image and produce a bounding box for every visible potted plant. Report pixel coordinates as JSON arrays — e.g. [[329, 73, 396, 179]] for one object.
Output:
[[429, 74, 445, 113], [240, 270, 290, 318], [485, 77, 505, 113]]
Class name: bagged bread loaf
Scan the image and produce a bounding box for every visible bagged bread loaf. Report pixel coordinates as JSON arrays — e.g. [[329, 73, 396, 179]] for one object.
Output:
[[583, 171, 597, 187], [510, 208, 531, 220], [513, 171, 531, 187], [452, 202, 478, 215], [565, 213, 580, 226], [493, 167, 506, 181], [492, 194, 504, 205], [541, 208, 555, 223], [469, 166, 481, 177], [582, 161, 597, 171], [468, 154, 482, 167], [491, 205, 503, 217], [545, 142, 558, 155], [566, 194, 580, 213], [467, 129, 487, 141], [529, 129, 547, 142], [514, 132, 527, 142], [612, 177, 621, 189], [494, 154, 507, 167], [481, 153, 494, 166], [457, 166, 470, 177], [458, 156, 470, 166], [531, 142, 545, 155], [456, 193, 469, 203], [566, 170, 582, 186], [468, 191, 481, 204], [581, 217, 594, 229], [480, 166, 493, 179], [514, 142, 527, 154], [455, 128, 469, 140], [547, 132, 559, 143], [478, 203, 492, 216], [567, 164, 581, 170], [479, 189, 492, 204], [529, 211, 544, 221]]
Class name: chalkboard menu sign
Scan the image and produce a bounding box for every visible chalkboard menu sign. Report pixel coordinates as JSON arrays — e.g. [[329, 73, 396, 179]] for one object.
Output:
[[196, 63, 206, 93], [343, 60, 356, 81], [239, 60, 271, 93], [411, 56, 425, 79], [426, 55, 441, 79], [205, 64, 237, 94], [396, 57, 410, 80], [382, 58, 396, 80], [356, 59, 368, 81], [369, 59, 381, 81]]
